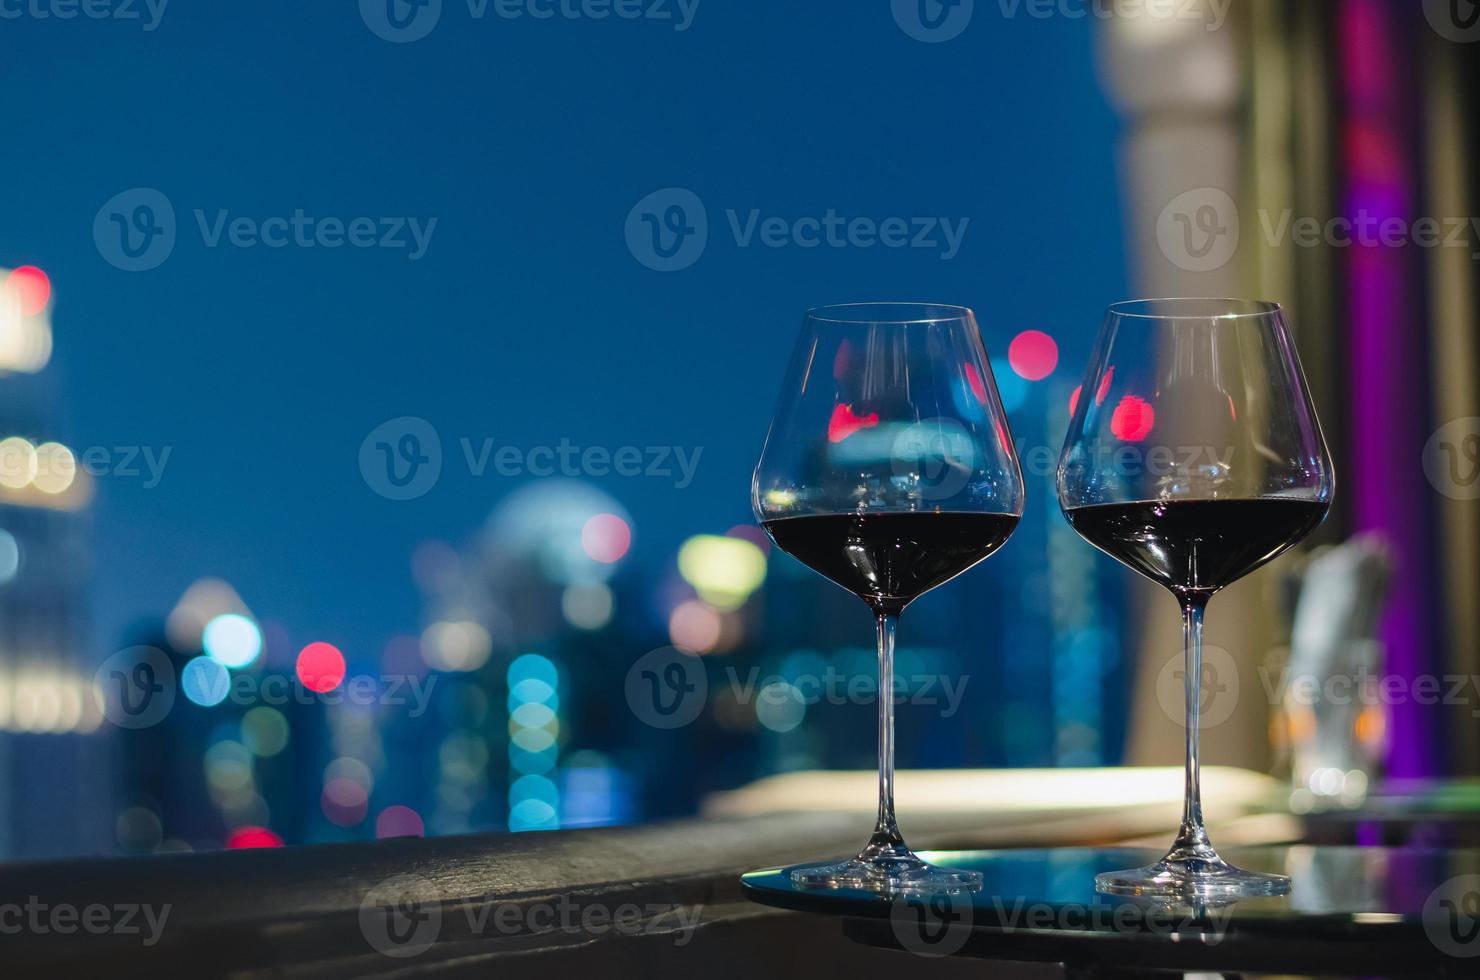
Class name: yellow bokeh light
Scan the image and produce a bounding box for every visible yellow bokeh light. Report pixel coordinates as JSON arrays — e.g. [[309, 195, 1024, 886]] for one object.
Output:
[[677, 535, 767, 610]]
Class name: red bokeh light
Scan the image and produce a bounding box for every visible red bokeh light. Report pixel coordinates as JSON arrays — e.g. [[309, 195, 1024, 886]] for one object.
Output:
[[5, 266, 51, 317], [375, 805, 427, 839], [1095, 366, 1114, 406], [827, 403, 879, 443], [1008, 330, 1058, 382], [227, 826, 284, 849], [1110, 395, 1156, 441], [296, 642, 346, 693], [581, 513, 631, 563], [963, 363, 989, 405], [1069, 385, 1082, 416]]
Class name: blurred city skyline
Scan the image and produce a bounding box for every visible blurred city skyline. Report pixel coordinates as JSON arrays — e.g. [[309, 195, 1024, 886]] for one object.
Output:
[[1, 3, 1126, 667]]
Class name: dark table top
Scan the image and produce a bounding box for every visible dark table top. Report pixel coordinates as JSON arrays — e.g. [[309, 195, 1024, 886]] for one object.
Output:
[[741, 846, 1480, 976]]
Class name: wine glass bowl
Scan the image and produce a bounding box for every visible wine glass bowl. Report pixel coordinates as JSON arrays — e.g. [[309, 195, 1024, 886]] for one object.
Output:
[[1058, 298, 1333, 900], [753, 303, 1025, 892]]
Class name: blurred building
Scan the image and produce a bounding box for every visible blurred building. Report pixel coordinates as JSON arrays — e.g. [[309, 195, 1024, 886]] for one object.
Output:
[[0, 265, 105, 858]]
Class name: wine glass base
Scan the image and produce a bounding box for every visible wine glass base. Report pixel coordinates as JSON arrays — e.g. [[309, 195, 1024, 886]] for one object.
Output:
[[789, 852, 982, 893], [1095, 853, 1290, 900]]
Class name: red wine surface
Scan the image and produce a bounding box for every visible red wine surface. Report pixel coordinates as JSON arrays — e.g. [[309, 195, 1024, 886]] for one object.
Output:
[[1064, 498, 1328, 595], [762, 512, 1019, 614]]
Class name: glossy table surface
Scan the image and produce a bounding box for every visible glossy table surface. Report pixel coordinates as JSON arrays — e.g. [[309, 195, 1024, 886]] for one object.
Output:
[[741, 846, 1480, 975]]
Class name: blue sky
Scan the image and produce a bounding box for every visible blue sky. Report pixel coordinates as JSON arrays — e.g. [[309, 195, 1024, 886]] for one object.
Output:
[[1, 1, 1126, 664]]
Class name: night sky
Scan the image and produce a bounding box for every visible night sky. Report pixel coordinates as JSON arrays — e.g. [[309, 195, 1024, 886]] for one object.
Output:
[[1, 2, 1126, 667]]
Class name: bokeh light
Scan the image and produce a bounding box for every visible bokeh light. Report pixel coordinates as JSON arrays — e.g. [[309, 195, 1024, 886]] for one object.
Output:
[[182, 656, 231, 707], [827, 403, 879, 443], [420, 620, 492, 672], [32, 442, 76, 495], [203, 613, 263, 669], [0, 437, 38, 490], [561, 583, 614, 630], [0, 528, 21, 585], [241, 706, 290, 757], [676, 534, 767, 610], [296, 642, 346, 693], [1110, 395, 1156, 441], [668, 599, 722, 654], [991, 357, 1028, 413], [226, 826, 283, 849], [1008, 329, 1059, 381], [507, 653, 558, 689], [204, 740, 253, 793], [375, 805, 425, 839], [580, 513, 631, 563], [5, 266, 51, 317], [322, 777, 369, 826], [755, 682, 807, 733]]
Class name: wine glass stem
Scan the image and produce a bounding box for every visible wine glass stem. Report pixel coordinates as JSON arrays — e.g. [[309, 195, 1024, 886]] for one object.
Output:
[[1175, 595, 1213, 854], [871, 612, 906, 851]]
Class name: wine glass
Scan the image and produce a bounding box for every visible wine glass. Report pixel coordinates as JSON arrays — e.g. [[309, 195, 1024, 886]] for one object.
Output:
[[753, 303, 1025, 892], [1058, 298, 1334, 899]]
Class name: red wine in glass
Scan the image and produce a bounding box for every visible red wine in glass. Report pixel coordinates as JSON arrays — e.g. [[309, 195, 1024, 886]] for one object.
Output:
[[763, 512, 1019, 615], [1058, 299, 1334, 900], [754, 303, 1025, 892]]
